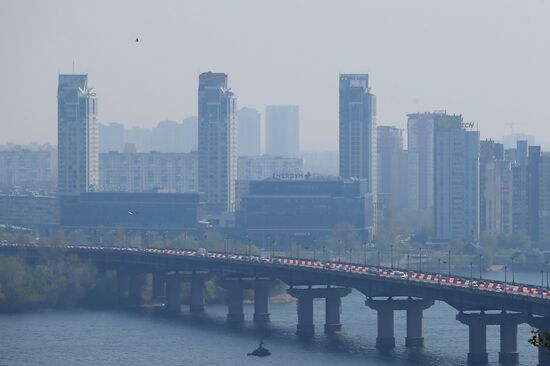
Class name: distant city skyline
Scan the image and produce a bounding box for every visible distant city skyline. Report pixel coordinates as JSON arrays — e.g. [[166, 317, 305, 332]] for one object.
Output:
[[2, 1, 550, 150]]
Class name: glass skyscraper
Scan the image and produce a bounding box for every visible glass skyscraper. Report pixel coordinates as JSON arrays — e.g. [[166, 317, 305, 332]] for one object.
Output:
[[57, 74, 98, 195], [338, 74, 377, 236], [198, 72, 237, 213]]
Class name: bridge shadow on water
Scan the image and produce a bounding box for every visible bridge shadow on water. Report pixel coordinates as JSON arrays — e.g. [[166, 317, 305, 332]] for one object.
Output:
[[126, 306, 456, 366]]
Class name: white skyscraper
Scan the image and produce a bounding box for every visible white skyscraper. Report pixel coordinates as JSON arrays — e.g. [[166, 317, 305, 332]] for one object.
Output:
[[265, 105, 299, 158], [198, 72, 237, 213], [57, 74, 99, 195]]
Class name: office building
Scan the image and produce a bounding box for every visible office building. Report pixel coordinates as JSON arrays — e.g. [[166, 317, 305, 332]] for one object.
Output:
[[0, 194, 59, 232], [265, 105, 299, 157], [198, 72, 237, 213], [60, 192, 201, 232], [99, 122, 124, 153], [99, 151, 198, 193], [236, 155, 303, 207], [433, 114, 480, 242], [237, 108, 261, 156], [57, 74, 99, 195], [239, 179, 373, 246]]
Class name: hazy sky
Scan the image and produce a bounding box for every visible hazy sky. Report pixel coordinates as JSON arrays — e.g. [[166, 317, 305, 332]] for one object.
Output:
[[1, 0, 550, 150]]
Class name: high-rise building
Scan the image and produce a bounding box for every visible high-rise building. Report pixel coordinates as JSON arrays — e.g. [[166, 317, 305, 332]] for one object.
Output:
[[502, 133, 535, 149], [265, 105, 299, 158], [99, 151, 198, 193], [512, 163, 528, 234], [516, 140, 528, 166], [538, 153, 550, 245], [0, 146, 57, 192], [480, 140, 514, 237], [338, 74, 377, 236], [483, 159, 513, 237], [181, 116, 198, 152], [528, 146, 541, 242], [407, 112, 436, 212], [125, 126, 152, 152], [377, 125, 404, 210], [99, 122, 124, 153], [57, 74, 99, 195], [152, 120, 185, 152], [433, 114, 479, 242], [198, 72, 237, 213], [237, 107, 261, 157]]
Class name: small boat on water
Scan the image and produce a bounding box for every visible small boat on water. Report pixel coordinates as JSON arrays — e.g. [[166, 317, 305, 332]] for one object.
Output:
[[247, 339, 271, 357]]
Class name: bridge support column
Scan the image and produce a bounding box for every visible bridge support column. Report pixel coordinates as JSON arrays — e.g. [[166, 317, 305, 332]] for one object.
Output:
[[165, 274, 182, 314], [457, 312, 488, 365], [499, 320, 519, 364], [117, 269, 130, 299], [296, 294, 315, 335], [366, 297, 433, 349], [253, 285, 270, 323], [288, 286, 351, 336], [152, 272, 165, 302], [190, 274, 205, 314], [128, 272, 145, 307], [405, 298, 434, 347], [376, 307, 395, 349], [222, 281, 245, 324]]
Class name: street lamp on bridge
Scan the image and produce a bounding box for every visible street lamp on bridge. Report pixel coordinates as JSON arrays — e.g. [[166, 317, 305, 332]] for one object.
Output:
[[390, 244, 394, 269], [419, 247, 422, 272], [511, 254, 516, 285], [469, 262, 473, 287], [479, 254, 483, 280]]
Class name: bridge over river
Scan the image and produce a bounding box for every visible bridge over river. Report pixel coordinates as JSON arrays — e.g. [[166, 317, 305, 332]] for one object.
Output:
[[2, 243, 550, 365]]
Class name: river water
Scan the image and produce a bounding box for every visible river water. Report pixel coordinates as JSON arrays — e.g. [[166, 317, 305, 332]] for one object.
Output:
[[0, 271, 545, 366]]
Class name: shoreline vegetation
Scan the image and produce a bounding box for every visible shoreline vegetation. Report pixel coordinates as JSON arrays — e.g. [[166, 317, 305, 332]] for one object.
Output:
[[0, 252, 292, 314]]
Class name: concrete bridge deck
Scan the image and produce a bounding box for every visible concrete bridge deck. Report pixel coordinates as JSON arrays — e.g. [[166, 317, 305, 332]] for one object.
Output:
[[2, 243, 550, 365]]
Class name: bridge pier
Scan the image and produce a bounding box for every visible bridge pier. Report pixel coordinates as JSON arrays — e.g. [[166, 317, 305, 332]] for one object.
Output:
[[190, 274, 206, 314], [288, 286, 351, 336], [325, 295, 343, 333], [128, 272, 145, 307], [366, 297, 434, 349], [116, 269, 130, 300], [457, 311, 526, 365], [225, 282, 245, 324], [499, 320, 519, 364], [165, 274, 182, 314], [253, 285, 270, 323], [151, 272, 166, 302]]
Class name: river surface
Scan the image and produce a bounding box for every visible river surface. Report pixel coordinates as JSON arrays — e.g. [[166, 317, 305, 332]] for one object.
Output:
[[0, 271, 545, 366]]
